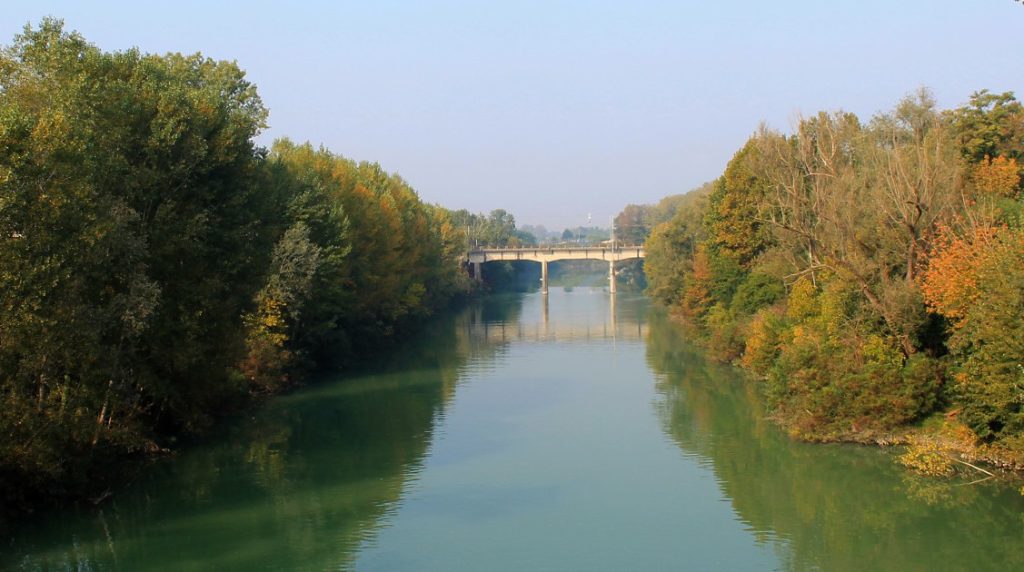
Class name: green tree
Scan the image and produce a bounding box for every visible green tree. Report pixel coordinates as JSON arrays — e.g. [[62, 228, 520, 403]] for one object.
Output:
[[0, 19, 274, 507], [0, 21, 477, 514], [946, 90, 1024, 164], [704, 139, 774, 268], [643, 188, 709, 306], [614, 204, 652, 244]]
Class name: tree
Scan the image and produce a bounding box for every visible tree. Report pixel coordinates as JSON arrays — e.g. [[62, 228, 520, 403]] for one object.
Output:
[[448, 208, 523, 248], [921, 224, 1024, 450], [0, 19, 274, 505], [972, 155, 1021, 198], [704, 139, 773, 268], [643, 192, 709, 306], [614, 204, 652, 245], [755, 90, 960, 355], [0, 21, 474, 512], [946, 90, 1024, 164]]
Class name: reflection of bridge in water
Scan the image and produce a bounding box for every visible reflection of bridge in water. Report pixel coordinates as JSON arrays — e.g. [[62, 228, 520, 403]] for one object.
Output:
[[467, 246, 645, 294], [466, 294, 648, 344]]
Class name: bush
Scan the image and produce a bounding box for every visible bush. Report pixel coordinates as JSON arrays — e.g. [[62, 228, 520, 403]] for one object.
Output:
[[762, 275, 943, 440], [704, 303, 746, 362], [731, 272, 785, 316], [767, 337, 942, 439], [742, 307, 788, 375]]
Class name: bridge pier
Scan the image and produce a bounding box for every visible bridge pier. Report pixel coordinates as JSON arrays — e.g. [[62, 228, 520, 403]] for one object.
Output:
[[609, 260, 616, 294], [541, 260, 549, 295], [472, 261, 482, 282]]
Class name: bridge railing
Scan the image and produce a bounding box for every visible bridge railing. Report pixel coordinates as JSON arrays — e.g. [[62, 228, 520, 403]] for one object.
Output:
[[468, 243, 644, 252]]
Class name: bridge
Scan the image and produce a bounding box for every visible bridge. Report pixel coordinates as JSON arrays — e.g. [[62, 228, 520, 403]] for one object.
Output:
[[466, 245, 645, 294]]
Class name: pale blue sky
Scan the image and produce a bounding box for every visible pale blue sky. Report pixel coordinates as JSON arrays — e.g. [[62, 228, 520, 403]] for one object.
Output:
[[2, 1, 1022, 229]]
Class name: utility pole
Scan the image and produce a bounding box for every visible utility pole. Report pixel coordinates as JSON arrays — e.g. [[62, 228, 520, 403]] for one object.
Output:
[[609, 215, 617, 294], [610, 216, 616, 251]]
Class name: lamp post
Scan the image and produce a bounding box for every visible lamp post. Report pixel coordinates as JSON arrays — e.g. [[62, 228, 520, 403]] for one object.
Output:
[[610, 216, 616, 251], [608, 215, 617, 294]]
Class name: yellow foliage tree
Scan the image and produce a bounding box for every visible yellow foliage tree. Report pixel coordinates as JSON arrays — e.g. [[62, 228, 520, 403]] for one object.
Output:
[[972, 155, 1021, 198]]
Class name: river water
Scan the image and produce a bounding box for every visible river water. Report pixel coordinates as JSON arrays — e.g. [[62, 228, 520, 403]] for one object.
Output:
[[4, 289, 1023, 571]]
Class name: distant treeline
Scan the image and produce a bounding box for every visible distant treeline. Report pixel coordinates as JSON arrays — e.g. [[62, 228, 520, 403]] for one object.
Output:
[[640, 89, 1024, 470], [0, 21, 486, 511], [451, 208, 536, 248], [453, 211, 611, 248]]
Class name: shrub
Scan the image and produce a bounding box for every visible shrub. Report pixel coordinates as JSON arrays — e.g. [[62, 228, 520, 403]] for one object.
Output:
[[731, 272, 785, 316]]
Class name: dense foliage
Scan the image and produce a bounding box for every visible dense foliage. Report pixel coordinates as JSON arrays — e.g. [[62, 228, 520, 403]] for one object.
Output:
[[0, 21, 473, 511], [644, 89, 1024, 459], [614, 184, 713, 246], [450, 208, 535, 248]]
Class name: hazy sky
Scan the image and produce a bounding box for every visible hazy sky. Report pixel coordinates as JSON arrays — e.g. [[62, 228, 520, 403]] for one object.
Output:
[[2, 1, 1022, 229]]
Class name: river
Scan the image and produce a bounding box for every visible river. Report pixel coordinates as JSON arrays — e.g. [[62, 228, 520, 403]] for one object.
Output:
[[4, 289, 1023, 571]]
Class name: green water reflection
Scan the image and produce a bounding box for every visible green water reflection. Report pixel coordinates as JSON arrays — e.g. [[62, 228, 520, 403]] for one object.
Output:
[[4, 290, 1022, 571], [646, 309, 1024, 571]]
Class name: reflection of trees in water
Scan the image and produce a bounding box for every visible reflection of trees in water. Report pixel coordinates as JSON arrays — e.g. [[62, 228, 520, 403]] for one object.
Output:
[[481, 261, 542, 292], [645, 309, 1024, 572], [4, 304, 517, 571], [481, 259, 648, 292], [549, 260, 610, 289], [464, 291, 650, 345]]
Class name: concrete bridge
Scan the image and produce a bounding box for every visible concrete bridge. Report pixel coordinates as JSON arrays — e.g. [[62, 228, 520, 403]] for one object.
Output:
[[467, 245, 645, 294]]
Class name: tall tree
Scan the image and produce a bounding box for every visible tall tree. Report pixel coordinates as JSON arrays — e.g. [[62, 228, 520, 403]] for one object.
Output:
[[704, 139, 773, 268], [946, 90, 1024, 164], [755, 91, 960, 355], [0, 19, 273, 502]]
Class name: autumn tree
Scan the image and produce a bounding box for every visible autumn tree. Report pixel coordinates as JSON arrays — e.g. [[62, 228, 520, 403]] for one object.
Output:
[[644, 193, 708, 305], [704, 139, 774, 268], [642, 89, 980, 441], [755, 90, 961, 355], [921, 224, 1024, 451], [614, 204, 652, 245], [972, 155, 1021, 198]]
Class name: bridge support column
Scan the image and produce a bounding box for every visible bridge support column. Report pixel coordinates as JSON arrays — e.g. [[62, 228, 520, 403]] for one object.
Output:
[[609, 260, 616, 294], [472, 261, 482, 282], [540, 260, 549, 295]]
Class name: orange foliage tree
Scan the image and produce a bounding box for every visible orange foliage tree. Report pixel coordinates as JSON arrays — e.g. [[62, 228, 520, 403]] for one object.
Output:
[[918, 224, 999, 326], [920, 223, 1024, 449]]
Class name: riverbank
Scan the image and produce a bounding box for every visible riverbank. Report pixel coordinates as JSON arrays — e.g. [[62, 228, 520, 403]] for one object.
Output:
[[657, 305, 1024, 487]]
